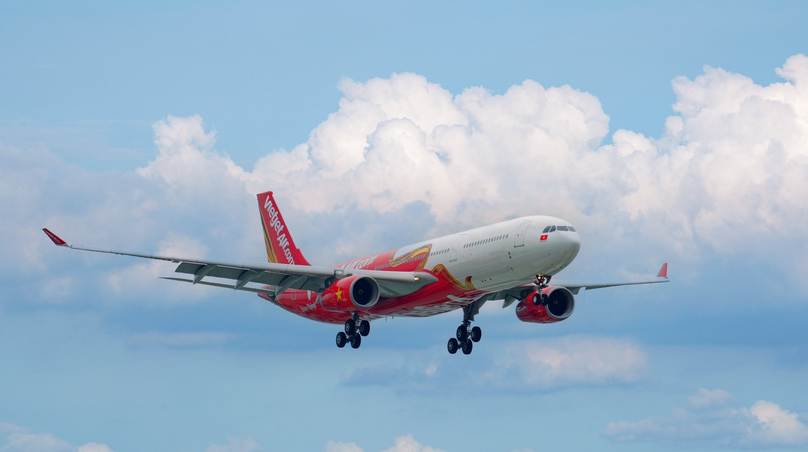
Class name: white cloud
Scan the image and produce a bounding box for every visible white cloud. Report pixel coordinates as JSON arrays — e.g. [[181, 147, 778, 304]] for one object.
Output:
[[125, 54, 808, 278], [324, 436, 444, 452], [5, 54, 808, 308], [205, 437, 263, 452], [688, 388, 734, 409], [105, 232, 211, 305], [0, 422, 113, 452], [604, 390, 808, 449], [76, 444, 113, 452], [381, 435, 446, 452], [495, 336, 647, 387], [126, 331, 231, 347], [341, 336, 646, 393], [324, 440, 364, 452]]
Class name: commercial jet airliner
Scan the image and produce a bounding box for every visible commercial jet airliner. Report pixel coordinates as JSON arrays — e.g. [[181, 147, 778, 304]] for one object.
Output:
[[43, 191, 668, 355]]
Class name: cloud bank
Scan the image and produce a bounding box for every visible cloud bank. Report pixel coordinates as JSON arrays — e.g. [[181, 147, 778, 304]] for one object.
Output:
[[325, 435, 445, 452], [603, 389, 808, 449], [0, 422, 113, 452], [3, 54, 808, 306], [341, 336, 646, 394]]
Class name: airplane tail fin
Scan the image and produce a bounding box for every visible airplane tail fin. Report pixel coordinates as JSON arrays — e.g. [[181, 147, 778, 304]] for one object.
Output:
[[256, 191, 311, 266]]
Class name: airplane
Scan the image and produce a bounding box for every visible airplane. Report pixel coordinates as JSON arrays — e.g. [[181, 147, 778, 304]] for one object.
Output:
[[43, 190, 668, 355]]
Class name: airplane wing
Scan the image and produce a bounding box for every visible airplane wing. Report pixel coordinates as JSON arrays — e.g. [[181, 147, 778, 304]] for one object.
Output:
[[491, 263, 669, 308], [555, 263, 669, 294], [42, 229, 437, 298]]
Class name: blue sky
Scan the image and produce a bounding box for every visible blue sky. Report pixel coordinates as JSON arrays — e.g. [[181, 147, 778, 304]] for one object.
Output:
[[2, 2, 808, 451]]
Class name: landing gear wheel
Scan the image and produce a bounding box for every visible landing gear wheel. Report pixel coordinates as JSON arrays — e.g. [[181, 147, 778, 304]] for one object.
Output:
[[462, 340, 473, 355], [350, 333, 362, 349], [456, 324, 468, 341], [359, 320, 371, 337], [540, 294, 549, 306], [447, 338, 459, 354], [471, 326, 482, 342], [533, 293, 541, 306], [344, 318, 356, 335], [336, 332, 347, 348]]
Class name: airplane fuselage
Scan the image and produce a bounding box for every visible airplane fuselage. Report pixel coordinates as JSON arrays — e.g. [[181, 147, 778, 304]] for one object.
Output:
[[270, 216, 581, 323]]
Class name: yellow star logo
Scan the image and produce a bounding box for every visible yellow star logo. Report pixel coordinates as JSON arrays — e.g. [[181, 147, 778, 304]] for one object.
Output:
[[336, 288, 344, 301]]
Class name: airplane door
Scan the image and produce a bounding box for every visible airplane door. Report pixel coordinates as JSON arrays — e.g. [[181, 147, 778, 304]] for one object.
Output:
[[514, 221, 531, 247], [449, 234, 466, 262]]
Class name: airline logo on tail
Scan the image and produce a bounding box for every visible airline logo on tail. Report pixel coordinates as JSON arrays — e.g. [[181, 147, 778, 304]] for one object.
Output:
[[257, 191, 310, 266]]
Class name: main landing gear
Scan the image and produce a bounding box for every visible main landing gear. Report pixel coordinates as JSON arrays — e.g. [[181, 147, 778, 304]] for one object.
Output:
[[447, 304, 482, 355], [533, 275, 551, 306], [336, 313, 370, 349]]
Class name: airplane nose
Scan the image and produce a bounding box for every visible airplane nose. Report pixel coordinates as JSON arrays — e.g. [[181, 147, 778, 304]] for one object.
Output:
[[562, 230, 581, 259]]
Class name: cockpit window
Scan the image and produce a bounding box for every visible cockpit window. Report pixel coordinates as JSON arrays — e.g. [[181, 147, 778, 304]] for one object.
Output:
[[557, 225, 569, 231], [542, 226, 551, 233], [549, 225, 556, 232], [568, 226, 576, 232]]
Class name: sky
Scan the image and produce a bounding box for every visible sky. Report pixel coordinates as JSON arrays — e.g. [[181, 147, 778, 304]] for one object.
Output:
[[2, 1, 808, 451]]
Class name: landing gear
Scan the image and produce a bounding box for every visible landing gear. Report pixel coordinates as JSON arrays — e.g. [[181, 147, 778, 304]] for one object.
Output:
[[462, 339, 473, 355], [336, 331, 347, 348], [456, 324, 468, 341], [350, 333, 362, 349], [358, 320, 370, 337], [344, 318, 356, 335], [533, 275, 551, 306], [447, 338, 459, 354], [471, 326, 482, 342], [448, 304, 482, 355], [337, 314, 369, 350]]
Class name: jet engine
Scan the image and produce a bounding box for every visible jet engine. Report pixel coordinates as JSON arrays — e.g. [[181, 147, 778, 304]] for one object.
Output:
[[515, 286, 575, 323], [320, 275, 381, 311]]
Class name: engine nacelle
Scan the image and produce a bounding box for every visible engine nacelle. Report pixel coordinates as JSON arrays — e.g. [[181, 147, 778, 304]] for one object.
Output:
[[515, 286, 575, 323], [320, 275, 380, 311]]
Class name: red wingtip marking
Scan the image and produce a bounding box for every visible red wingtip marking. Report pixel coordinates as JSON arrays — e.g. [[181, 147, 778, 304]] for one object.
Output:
[[657, 263, 668, 278], [42, 228, 67, 246]]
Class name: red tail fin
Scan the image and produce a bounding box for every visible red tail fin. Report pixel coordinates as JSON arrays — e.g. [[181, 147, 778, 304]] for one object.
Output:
[[257, 191, 310, 266]]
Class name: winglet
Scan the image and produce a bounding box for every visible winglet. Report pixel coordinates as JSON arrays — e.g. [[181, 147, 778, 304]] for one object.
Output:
[[43, 228, 68, 246], [657, 263, 668, 279]]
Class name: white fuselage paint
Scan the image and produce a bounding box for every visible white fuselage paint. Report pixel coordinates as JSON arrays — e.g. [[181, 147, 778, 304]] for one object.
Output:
[[411, 215, 580, 293]]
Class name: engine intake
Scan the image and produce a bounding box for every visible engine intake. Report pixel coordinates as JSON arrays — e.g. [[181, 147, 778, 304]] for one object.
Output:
[[515, 286, 575, 323], [320, 275, 380, 311]]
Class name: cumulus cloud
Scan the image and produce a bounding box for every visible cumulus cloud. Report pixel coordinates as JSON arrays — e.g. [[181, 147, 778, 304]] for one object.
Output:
[[126, 331, 231, 348], [324, 435, 445, 452], [205, 437, 263, 452], [106, 232, 210, 305], [324, 440, 364, 452], [76, 444, 113, 452], [688, 388, 734, 409], [5, 54, 808, 308], [0, 422, 113, 452], [603, 389, 808, 449], [341, 336, 646, 393], [116, 55, 808, 275]]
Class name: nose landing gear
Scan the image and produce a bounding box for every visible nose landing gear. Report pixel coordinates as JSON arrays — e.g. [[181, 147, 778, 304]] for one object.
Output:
[[533, 275, 551, 306], [336, 313, 370, 349]]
